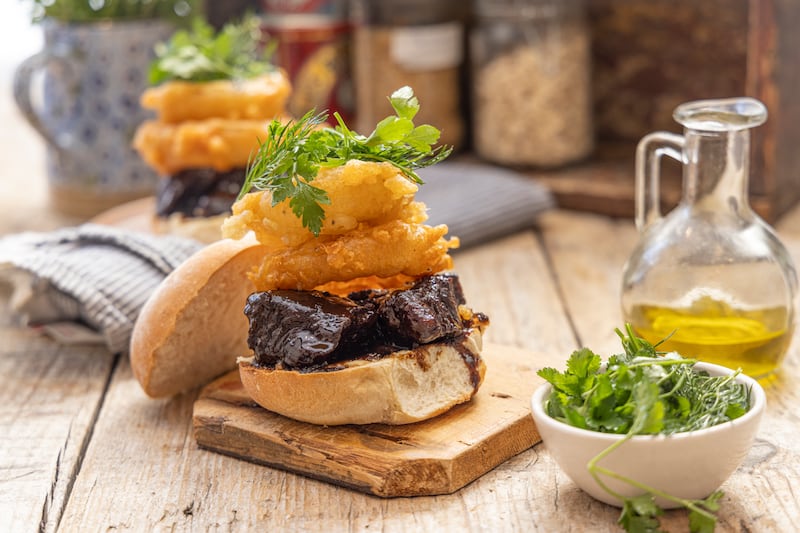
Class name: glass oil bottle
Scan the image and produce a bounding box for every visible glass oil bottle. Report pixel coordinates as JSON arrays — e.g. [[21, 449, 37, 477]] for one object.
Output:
[[621, 97, 797, 378]]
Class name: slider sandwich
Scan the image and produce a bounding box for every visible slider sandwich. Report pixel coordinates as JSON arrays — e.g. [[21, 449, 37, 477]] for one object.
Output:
[[133, 17, 291, 243], [131, 87, 489, 425]]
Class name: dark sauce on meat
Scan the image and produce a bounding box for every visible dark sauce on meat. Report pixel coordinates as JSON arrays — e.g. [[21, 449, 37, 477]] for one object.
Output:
[[244, 290, 380, 368], [156, 167, 246, 218], [450, 334, 483, 390], [244, 274, 489, 376]]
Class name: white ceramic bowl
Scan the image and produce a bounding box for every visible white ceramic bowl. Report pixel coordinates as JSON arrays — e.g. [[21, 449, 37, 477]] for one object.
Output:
[[530, 361, 766, 508]]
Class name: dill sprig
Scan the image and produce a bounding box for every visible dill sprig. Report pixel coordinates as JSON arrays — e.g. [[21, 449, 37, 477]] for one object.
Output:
[[239, 86, 453, 236], [238, 111, 331, 235]]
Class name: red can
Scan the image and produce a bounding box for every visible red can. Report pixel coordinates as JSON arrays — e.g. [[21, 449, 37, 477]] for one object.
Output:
[[260, 1, 354, 123]]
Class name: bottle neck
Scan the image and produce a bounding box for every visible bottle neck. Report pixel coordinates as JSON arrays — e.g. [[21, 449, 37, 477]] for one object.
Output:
[[682, 128, 751, 213]]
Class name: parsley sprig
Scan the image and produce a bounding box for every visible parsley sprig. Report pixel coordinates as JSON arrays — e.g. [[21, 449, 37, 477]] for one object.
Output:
[[239, 86, 453, 236], [149, 16, 273, 85], [538, 324, 751, 533]]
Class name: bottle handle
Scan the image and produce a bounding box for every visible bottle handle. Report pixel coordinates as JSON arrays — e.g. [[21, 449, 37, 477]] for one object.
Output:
[[634, 132, 685, 231], [13, 45, 76, 152]]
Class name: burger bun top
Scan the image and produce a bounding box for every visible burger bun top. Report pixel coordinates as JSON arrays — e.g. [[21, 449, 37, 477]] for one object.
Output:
[[130, 236, 266, 398]]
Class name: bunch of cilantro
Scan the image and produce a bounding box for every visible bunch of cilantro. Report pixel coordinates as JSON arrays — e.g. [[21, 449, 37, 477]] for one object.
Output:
[[538, 325, 751, 533], [149, 16, 272, 85], [239, 86, 452, 236]]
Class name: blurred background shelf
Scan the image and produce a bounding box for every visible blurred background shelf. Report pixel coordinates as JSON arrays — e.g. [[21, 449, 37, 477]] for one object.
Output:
[[585, 0, 800, 223], [248, 0, 800, 223], [5, 0, 800, 227]]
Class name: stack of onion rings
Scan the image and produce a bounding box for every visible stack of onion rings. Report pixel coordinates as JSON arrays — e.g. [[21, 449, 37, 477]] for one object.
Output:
[[222, 159, 458, 293], [134, 71, 292, 176]]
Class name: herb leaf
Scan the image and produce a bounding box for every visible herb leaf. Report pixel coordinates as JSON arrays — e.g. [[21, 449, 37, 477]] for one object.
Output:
[[630, 381, 664, 435], [405, 125, 442, 151], [372, 116, 414, 143], [618, 495, 663, 533], [149, 16, 273, 85], [291, 183, 329, 236], [29, 0, 200, 23], [688, 509, 716, 533], [239, 86, 452, 235], [389, 86, 419, 120]]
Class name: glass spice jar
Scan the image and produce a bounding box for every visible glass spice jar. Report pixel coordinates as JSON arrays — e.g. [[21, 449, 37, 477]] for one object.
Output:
[[349, 0, 466, 148], [471, 0, 593, 167]]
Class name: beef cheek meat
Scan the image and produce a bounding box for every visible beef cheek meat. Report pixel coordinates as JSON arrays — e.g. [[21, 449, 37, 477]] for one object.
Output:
[[244, 274, 471, 371], [244, 290, 378, 369], [156, 167, 246, 218], [379, 273, 465, 345]]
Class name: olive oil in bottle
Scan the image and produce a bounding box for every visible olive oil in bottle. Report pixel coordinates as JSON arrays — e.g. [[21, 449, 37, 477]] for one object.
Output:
[[621, 97, 797, 380], [628, 300, 793, 378]]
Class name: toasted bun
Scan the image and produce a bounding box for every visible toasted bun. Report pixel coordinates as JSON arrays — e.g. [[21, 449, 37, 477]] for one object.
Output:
[[151, 212, 229, 244], [130, 236, 267, 397], [238, 328, 487, 425]]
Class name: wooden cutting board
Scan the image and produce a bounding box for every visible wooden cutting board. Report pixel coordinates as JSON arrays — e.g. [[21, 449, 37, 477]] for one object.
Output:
[[193, 342, 566, 497], [90, 196, 155, 232]]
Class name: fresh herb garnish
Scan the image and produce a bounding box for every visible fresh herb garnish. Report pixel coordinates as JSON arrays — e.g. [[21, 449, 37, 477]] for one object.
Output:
[[149, 16, 272, 85], [538, 324, 751, 533], [28, 0, 199, 24], [239, 86, 452, 236]]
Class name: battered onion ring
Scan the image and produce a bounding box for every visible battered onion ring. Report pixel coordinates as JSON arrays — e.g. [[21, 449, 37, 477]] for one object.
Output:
[[221, 160, 421, 248], [140, 71, 291, 123], [133, 118, 283, 175], [222, 160, 457, 291], [250, 218, 459, 291]]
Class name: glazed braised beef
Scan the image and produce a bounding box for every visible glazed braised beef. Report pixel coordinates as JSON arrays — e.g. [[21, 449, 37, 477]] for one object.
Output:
[[244, 274, 471, 370], [244, 290, 379, 369], [155, 167, 246, 217], [380, 273, 465, 345]]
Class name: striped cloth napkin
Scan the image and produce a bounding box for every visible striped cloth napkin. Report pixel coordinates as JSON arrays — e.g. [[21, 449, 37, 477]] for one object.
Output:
[[418, 161, 553, 248], [0, 224, 202, 353]]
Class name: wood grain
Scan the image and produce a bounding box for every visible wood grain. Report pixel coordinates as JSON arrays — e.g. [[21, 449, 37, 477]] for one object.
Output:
[[193, 343, 560, 497], [538, 210, 637, 354], [3, 36, 800, 529], [0, 325, 115, 533], [50, 225, 599, 532], [453, 231, 579, 357]]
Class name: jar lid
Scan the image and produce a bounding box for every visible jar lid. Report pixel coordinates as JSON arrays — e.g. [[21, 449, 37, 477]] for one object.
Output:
[[474, 0, 584, 20], [261, 0, 349, 20], [351, 0, 467, 26]]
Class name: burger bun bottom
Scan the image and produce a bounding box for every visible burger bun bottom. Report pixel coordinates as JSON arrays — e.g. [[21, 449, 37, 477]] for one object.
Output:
[[152, 212, 229, 244], [238, 328, 486, 426]]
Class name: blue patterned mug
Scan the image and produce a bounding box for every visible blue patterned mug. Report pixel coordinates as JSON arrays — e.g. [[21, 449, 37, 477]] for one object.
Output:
[[14, 19, 174, 217]]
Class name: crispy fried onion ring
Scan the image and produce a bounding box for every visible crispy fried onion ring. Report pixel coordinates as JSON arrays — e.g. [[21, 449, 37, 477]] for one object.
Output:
[[133, 118, 283, 175], [252, 219, 457, 291], [140, 71, 291, 124], [222, 160, 458, 291], [222, 160, 420, 248]]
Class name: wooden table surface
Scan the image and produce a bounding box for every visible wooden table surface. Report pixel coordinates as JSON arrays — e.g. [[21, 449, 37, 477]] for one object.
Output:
[[3, 98, 800, 532]]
